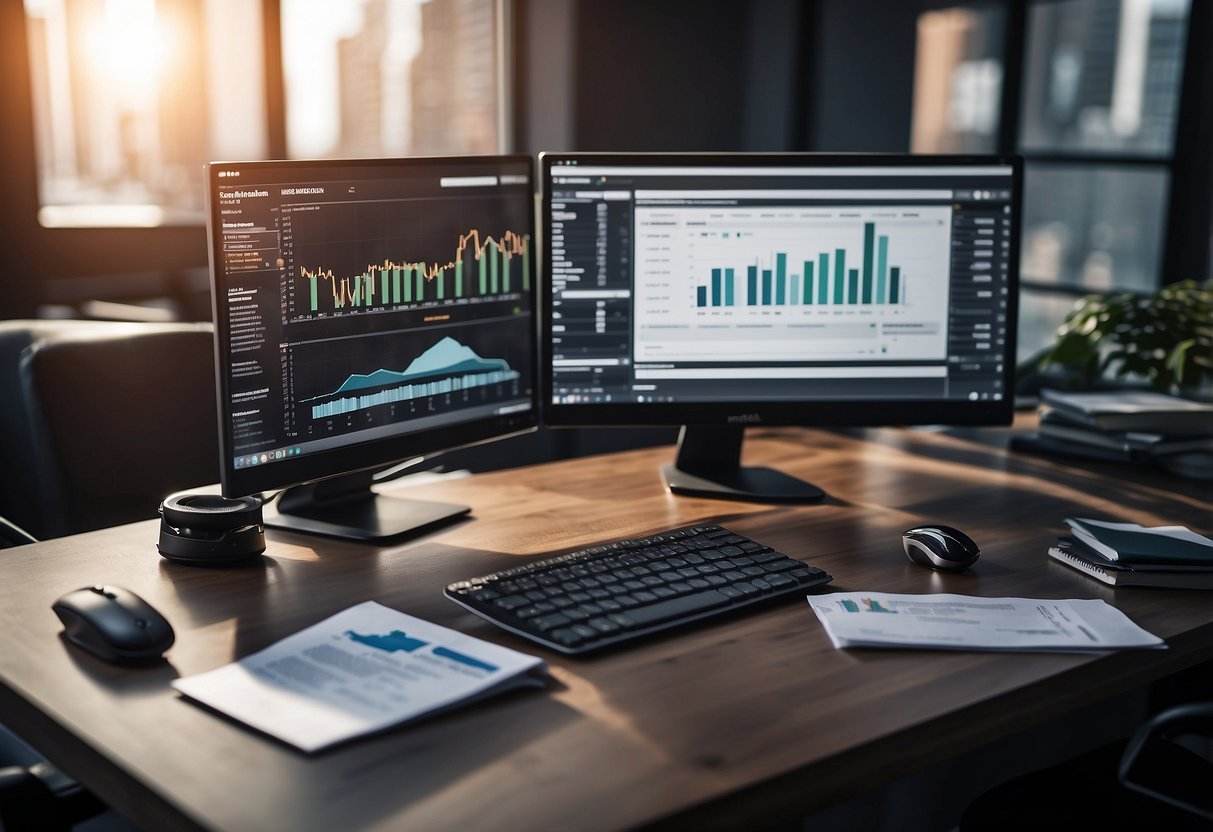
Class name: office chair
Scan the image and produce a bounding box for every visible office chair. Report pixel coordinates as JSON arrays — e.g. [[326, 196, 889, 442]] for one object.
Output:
[[1119, 701, 1213, 822], [960, 700, 1213, 830], [0, 319, 126, 539], [0, 519, 107, 832], [16, 322, 220, 538]]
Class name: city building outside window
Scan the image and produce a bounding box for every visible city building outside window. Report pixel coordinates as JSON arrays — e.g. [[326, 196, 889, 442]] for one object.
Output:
[[23, 0, 503, 228]]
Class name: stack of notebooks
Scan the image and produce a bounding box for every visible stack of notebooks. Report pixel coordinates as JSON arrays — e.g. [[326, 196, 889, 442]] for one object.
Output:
[[1015, 388, 1213, 480], [1049, 517, 1213, 590]]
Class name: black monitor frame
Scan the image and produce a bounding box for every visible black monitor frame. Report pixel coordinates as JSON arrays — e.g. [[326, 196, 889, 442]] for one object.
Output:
[[539, 151, 1022, 502], [206, 155, 539, 541]]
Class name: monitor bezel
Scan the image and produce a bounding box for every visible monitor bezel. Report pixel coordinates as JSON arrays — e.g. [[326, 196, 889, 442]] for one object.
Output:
[[206, 154, 540, 501], [539, 151, 1022, 430]]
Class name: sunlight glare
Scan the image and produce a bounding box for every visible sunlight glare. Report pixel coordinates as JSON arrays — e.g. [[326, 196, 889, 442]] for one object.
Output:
[[93, 0, 170, 102]]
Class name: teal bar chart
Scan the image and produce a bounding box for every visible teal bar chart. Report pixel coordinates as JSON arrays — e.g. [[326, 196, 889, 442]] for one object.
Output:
[[692, 221, 909, 308]]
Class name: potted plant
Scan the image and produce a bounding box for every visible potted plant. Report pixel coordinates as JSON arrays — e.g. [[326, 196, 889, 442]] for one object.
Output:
[[1024, 279, 1213, 399]]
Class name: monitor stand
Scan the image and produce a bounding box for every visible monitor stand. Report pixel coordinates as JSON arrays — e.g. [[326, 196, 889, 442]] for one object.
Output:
[[266, 469, 470, 544], [661, 425, 826, 503]]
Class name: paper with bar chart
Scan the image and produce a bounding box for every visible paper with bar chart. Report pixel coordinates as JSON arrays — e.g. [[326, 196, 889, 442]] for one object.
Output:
[[633, 205, 952, 362], [173, 601, 547, 753], [807, 593, 1165, 653]]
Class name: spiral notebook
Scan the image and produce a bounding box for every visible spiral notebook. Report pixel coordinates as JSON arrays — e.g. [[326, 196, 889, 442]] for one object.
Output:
[[1048, 539, 1213, 590]]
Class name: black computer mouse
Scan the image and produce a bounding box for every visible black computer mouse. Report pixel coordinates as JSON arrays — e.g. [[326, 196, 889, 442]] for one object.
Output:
[[52, 585, 175, 664], [902, 525, 980, 572]]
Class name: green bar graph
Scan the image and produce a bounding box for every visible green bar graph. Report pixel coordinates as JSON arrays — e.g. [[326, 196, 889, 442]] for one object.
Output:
[[297, 230, 530, 316], [805, 261, 814, 305], [848, 268, 859, 304]]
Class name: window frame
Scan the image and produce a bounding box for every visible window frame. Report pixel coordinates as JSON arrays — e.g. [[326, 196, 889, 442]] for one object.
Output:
[[996, 0, 1210, 298], [0, 0, 514, 320]]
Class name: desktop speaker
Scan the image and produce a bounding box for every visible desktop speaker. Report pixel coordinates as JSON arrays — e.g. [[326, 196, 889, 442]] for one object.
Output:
[[157, 492, 266, 566]]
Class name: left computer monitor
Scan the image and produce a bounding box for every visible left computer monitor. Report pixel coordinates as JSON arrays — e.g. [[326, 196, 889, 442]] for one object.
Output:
[[205, 155, 538, 542]]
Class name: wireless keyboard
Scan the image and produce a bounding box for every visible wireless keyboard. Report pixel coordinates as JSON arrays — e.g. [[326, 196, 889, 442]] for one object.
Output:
[[444, 524, 833, 655]]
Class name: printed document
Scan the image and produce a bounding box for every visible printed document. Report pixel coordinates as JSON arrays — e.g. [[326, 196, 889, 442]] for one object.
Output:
[[172, 601, 547, 752], [808, 593, 1164, 652]]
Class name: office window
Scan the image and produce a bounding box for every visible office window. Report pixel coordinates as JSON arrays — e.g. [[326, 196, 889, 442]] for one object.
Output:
[[911, 6, 1006, 154], [1020, 162, 1167, 292], [24, 0, 269, 227], [1014, 0, 1190, 361], [281, 0, 501, 160], [1019, 0, 1186, 156], [23, 0, 504, 228], [912, 0, 1193, 364]]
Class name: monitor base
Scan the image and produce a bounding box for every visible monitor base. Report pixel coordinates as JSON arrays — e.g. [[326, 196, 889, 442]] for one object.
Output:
[[662, 463, 825, 503], [267, 472, 470, 543], [663, 425, 826, 504]]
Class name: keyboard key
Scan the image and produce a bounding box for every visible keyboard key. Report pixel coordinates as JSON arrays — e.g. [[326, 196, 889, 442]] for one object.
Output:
[[621, 590, 732, 626]]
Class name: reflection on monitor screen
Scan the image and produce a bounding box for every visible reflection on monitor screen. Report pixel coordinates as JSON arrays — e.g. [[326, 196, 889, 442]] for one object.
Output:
[[540, 153, 1021, 502], [206, 155, 537, 542]]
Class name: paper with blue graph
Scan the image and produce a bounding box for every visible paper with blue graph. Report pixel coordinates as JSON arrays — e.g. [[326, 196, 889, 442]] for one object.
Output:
[[172, 601, 547, 752], [807, 593, 1164, 653]]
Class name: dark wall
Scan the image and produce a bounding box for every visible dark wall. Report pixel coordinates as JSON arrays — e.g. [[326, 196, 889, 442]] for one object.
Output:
[[573, 0, 750, 151], [571, 0, 803, 152], [802, 0, 920, 152], [565, 0, 919, 154]]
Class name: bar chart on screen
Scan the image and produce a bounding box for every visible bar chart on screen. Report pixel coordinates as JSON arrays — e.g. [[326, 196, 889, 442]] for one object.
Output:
[[279, 191, 531, 322], [294, 228, 530, 316], [630, 205, 953, 362], [635, 205, 951, 315]]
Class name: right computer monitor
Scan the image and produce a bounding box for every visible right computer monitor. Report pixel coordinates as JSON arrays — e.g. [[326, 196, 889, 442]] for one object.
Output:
[[540, 152, 1022, 502]]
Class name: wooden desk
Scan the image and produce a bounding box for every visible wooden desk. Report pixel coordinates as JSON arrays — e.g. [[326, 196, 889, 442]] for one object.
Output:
[[1, 421, 1211, 832]]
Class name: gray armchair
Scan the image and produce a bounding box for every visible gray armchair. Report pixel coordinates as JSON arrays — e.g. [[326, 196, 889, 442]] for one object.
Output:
[[4, 320, 220, 538]]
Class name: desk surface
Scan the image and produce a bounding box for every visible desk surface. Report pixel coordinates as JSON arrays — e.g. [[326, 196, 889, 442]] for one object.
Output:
[[2, 420, 1211, 832]]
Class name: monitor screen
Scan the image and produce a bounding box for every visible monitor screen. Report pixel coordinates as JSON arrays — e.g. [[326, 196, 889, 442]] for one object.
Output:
[[540, 152, 1020, 502], [206, 155, 538, 541]]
